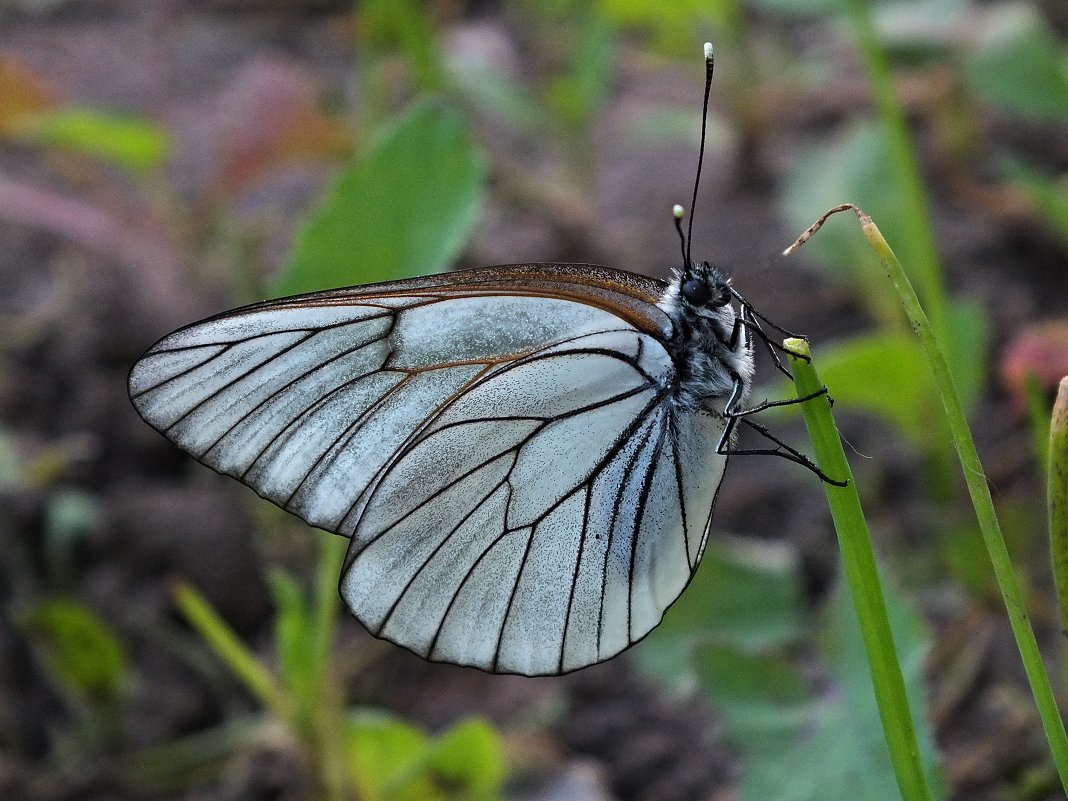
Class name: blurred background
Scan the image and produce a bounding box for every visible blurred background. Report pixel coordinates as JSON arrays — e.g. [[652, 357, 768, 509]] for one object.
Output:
[[1, 1, 1067, 799]]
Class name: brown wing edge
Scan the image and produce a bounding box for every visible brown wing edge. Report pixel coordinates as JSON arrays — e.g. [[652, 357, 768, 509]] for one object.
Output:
[[200, 263, 673, 342]]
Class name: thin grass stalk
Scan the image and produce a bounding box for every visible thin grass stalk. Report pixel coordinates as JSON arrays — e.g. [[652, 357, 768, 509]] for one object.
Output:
[[173, 582, 290, 723], [787, 203, 1068, 789], [786, 338, 935, 801], [839, 0, 948, 342], [311, 535, 351, 801]]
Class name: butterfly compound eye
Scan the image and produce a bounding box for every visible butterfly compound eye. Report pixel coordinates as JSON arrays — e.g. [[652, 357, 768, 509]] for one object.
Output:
[[681, 277, 712, 307]]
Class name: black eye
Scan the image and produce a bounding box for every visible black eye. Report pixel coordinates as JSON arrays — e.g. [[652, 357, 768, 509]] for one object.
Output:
[[682, 278, 711, 306]]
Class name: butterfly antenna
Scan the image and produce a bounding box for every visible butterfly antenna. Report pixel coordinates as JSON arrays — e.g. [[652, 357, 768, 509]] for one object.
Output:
[[685, 42, 715, 271], [673, 204, 687, 273]]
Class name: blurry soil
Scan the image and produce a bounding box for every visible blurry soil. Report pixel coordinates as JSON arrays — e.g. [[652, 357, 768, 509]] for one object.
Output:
[[1, 2, 1067, 801]]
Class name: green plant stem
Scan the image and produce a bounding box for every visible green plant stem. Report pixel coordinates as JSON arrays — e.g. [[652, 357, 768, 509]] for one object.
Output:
[[313, 535, 347, 682], [173, 582, 290, 722], [311, 535, 350, 801], [1049, 378, 1068, 637], [786, 338, 934, 801], [808, 204, 1068, 790], [839, 0, 948, 343]]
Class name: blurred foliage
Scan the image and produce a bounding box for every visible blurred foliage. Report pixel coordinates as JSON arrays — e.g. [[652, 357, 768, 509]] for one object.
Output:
[[739, 580, 942, 801], [173, 538, 507, 801], [808, 333, 944, 449], [24, 599, 129, 705], [347, 712, 506, 801], [167, 538, 358, 797], [23, 108, 171, 173], [1002, 157, 1068, 245], [2, 0, 1067, 797], [636, 538, 805, 693], [636, 537, 943, 799], [960, 5, 1068, 123], [275, 99, 486, 295], [544, 13, 615, 138], [357, 0, 443, 116], [596, 0, 744, 52], [783, 123, 917, 327], [42, 487, 101, 590]]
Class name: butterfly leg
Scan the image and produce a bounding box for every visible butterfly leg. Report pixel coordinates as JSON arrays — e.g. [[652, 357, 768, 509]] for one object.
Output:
[[736, 306, 797, 379], [729, 289, 817, 379], [730, 387, 829, 417], [716, 377, 848, 486]]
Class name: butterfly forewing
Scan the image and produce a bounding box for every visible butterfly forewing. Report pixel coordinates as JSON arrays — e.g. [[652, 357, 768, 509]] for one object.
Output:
[[129, 264, 729, 676]]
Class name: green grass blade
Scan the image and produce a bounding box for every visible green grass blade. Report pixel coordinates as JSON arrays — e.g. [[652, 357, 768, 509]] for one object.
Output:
[[790, 203, 1068, 790], [309, 535, 351, 801], [786, 338, 935, 801], [839, 0, 947, 341], [173, 582, 290, 723], [313, 534, 347, 678]]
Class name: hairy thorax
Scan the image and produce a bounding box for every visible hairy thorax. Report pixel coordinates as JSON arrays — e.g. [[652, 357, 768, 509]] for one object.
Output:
[[657, 267, 755, 416]]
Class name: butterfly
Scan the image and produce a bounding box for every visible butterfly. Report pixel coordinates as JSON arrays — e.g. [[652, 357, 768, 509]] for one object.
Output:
[[128, 44, 837, 676]]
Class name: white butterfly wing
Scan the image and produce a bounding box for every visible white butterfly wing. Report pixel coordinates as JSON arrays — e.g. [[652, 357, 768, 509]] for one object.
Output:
[[341, 328, 728, 675], [128, 265, 727, 676], [131, 293, 608, 529]]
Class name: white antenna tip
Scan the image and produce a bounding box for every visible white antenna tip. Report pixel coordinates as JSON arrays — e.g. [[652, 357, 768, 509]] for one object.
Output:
[[672, 204, 685, 219], [703, 42, 713, 61]]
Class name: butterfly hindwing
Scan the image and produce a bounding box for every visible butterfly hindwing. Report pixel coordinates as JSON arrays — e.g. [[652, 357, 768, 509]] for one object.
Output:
[[340, 329, 729, 675]]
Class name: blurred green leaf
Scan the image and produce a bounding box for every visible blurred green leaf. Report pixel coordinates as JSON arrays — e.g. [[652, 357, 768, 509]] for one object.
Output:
[[939, 518, 995, 598], [174, 582, 290, 721], [348, 711, 428, 801], [546, 14, 615, 133], [268, 571, 317, 719], [25, 107, 171, 171], [776, 307, 984, 453], [449, 67, 546, 135], [740, 580, 943, 801], [695, 645, 812, 754], [961, 7, 1068, 122], [275, 100, 485, 296], [807, 332, 941, 449], [596, 0, 739, 51], [346, 712, 505, 801], [635, 537, 804, 691], [783, 123, 915, 328], [943, 297, 988, 414], [1000, 157, 1068, 245], [26, 599, 128, 702], [359, 0, 442, 95], [424, 719, 507, 797]]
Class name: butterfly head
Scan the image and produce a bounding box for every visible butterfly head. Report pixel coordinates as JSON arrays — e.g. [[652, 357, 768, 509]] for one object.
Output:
[[659, 259, 753, 411], [680, 261, 732, 310]]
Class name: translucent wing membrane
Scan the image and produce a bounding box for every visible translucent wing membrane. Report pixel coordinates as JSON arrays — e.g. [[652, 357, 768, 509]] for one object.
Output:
[[342, 340, 729, 674], [128, 265, 727, 676]]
